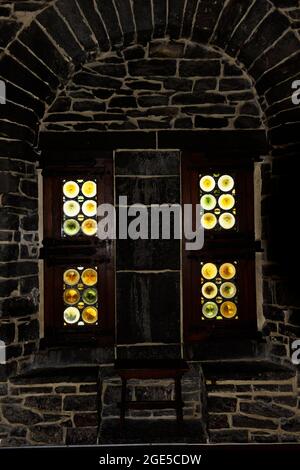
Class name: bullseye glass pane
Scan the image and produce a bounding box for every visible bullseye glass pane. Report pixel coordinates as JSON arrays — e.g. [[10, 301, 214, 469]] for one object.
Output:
[[63, 266, 98, 327], [199, 173, 237, 231], [62, 179, 98, 238], [200, 261, 238, 320]]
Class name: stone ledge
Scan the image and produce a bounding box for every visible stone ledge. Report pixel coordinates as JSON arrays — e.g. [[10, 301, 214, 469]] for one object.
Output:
[[202, 360, 296, 382], [10, 366, 100, 385]]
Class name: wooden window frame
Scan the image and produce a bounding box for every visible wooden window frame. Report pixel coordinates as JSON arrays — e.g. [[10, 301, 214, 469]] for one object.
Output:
[[182, 151, 258, 343], [41, 152, 115, 346]]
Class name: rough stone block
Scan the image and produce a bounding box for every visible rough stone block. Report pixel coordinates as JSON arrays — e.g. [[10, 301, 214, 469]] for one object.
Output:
[[74, 412, 98, 427], [2, 405, 42, 425], [179, 60, 221, 77], [30, 424, 63, 444], [18, 319, 39, 341], [240, 401, 294, 419], [128, 60, 176, 77], [66, 427, 97, 445], [232, 415, 278, 430], [3, 297, 37, 318], [207, 397, 237, 413], [24, 395, 62, 412], [63, 394, 97, 411], [132, 0, 152, 43], [210, 429, 249, 443]]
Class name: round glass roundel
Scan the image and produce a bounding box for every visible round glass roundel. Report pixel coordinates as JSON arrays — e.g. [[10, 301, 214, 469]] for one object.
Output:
[[82, 288, 98, 305], [201, 213, 217, 230], [202, 282, 218, 299], [218, 175, 234, 192], [202, 302, 218, 319], [82, 218, 97, 236], [63, 219, 80, 236], [64, 307, 80, 324], [82, 268, 97, 286], [82, 306, 98, 324], [201, 263, 218, 280], [200, 194, 217, 211], [220, 282, 236, 299], [63, 181, 80, 198], [200, 176, 215, 192], [219, 263, 236, 280], [82, 200, 97, 217], [82, 181, 97, 198], [63, 200, 80, 217], [219, 213, 236, 229], [218, 194, 235, 210], [63, 269, 80, 286], [64, 288, 80, 305], [220, 301, 237, 318]]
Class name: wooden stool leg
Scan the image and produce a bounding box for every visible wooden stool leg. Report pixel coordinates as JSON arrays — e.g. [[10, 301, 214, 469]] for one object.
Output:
[[120, 378, 127, 427], [175, 376, 183, 424]]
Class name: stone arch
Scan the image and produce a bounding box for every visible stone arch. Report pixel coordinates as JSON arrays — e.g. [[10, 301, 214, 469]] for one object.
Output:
[[0, 0, 299, 370], [0, 0, 298, 144], [41, 39, 263, 134]]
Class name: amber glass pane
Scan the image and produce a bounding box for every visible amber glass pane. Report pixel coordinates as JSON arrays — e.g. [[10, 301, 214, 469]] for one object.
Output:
[[199, 173, 236, 231], [62, 179, 97, 237], [200, 261, 238, 320], [63, 266, 99, 326]]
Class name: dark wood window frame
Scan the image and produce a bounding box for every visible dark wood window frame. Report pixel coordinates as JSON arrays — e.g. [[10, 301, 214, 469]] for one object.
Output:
[[41, 151, 115, 346], [182, 151, 259, 344]]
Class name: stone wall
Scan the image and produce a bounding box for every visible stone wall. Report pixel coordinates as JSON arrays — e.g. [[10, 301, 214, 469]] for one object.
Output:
[[42, 40, 262, 133], [205, 361, 300, 443], [1, 0, 300, 447], [0, 367, 99, 446]]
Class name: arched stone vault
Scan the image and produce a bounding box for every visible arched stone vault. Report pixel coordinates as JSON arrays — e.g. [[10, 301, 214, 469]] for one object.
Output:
[[41, 40, 263, 133], [0, 0, 299, 147]]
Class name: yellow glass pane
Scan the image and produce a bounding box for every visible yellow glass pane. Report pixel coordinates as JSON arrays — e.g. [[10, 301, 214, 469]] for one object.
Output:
[[82, 181, 97, 197], [202, 282, 218, 299], [201, 213, 217, 229], [199, 175, 215, 192], [63, 181, 79, 198], [82, 200, 97, 217], [219, 213, 235, 229], [82, 306, 98, 324], [63, 269, 80, 286], [201, 263, 218, 280], [82, 218, 97, 236], [220, 301, 237, 318], [64, 288, 80, 305], [218, 194, 235, 210], [82, 268, 97, 286], [218, 175, 234, 192], [219, 263, 236, 280]]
